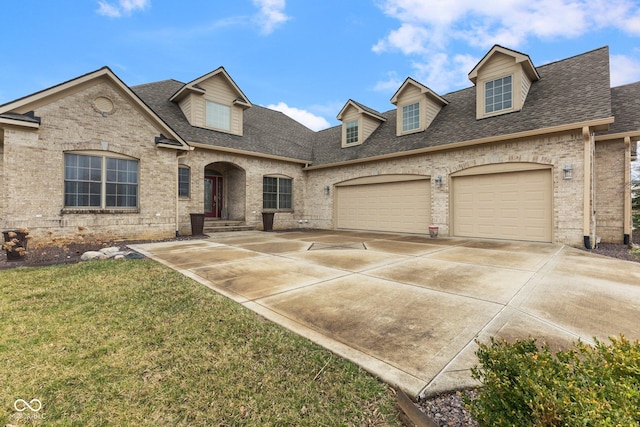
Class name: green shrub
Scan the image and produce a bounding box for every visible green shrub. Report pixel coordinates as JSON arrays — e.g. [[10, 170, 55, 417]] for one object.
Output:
[[466, 335, 640, 426]]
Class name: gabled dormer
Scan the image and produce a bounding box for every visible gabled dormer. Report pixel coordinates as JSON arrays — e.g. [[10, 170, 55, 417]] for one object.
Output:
[[468, 45, 540, 120], [170, 67, 251, 136], [336, 100, 386, 148], [390, 78, 448, 137]]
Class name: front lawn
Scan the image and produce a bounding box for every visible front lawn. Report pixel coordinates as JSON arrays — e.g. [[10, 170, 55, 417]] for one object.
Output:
[[0, 260, 400, 426]]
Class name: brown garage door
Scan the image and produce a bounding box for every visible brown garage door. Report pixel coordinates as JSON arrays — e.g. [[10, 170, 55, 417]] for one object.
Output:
[[453, 169, 552, 242], [336, 179, 431, 233]]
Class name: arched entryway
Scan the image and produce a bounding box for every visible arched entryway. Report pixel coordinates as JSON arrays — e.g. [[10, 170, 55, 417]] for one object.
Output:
[[203, 162, 246, 220]]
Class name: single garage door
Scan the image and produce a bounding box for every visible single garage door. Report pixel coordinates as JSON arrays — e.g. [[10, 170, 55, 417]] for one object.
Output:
[[453, 169, 552, 242], [336, 179, 431, 233]]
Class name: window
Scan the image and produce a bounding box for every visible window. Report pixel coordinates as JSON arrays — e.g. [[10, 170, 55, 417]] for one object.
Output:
[[206, 100, 231, 131], [485, 75, 512, 114], [178, 166, 190, 198], [263, 176, 292, 210], [64, 153, 138, 208], [402, 102, 420, 132], [345, 120, 359, 144]]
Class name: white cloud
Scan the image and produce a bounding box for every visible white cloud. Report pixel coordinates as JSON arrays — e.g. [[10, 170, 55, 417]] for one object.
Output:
[[373, 23, 434, 55], [267, 102, 331, 131], [253, 0, 290, 35], [610, 54, 640, 87], [373, 0, 640, 93], [97, 0, 149, 17], [373, 71, 404, 92]]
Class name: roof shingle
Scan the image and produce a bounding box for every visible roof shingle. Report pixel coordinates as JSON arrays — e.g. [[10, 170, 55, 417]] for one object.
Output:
[[133, 47, 626, 167]]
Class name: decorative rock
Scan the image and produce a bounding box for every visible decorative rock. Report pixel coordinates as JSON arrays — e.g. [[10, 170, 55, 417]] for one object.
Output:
[[99, 247, 121, 255], [80, 251, 107, 261], [79, 248, 143, 261]]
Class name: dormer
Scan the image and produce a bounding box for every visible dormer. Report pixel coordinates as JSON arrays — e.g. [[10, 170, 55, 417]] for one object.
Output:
[[468, 45, 540, 120], [336, 100, 386, 148], [170, 67, 251, 136], [390, 78, 448, 137]]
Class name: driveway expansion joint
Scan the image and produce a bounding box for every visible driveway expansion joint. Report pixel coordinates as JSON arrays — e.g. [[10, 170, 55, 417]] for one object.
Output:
[[308, 242, 367, 250], [132, 231, 640, 399]]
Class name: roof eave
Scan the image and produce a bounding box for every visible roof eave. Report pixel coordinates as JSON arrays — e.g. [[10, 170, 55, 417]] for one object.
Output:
[[0, 66, 190, 151], [305, 117, 615, 170], [468, 45, 540, 84], [390, 77, 448, 106], [189, 141, 311, 165], [0, 116, 40, 129], [169, 67, 253, 108]]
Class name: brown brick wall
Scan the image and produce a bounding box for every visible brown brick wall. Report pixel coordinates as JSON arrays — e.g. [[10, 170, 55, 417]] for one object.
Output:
[[1, 81, 178, 246], [1, 81, 629, 249], [177, 149, 307, 234]]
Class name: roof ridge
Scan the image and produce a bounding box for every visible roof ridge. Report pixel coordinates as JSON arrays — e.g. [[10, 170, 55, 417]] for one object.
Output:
[[131, 78, 185, 89], [535, 46, 609, 69]]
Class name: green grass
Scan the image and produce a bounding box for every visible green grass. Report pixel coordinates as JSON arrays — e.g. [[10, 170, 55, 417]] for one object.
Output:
[[0, 260, 400, 426]]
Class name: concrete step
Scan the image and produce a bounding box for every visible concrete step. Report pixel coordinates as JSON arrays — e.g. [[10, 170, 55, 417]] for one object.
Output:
[[203, 220, 256, 233]]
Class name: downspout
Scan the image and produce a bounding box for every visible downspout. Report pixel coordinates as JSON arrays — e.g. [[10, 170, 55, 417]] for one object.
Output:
[[624, 136, 632, 245], [175, 149, 192, 237], [583, 127, 594, 249]]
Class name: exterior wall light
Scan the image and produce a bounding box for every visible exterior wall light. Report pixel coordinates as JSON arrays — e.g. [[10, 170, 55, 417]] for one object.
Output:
[[434, 176, 443, 187], [563, 165, 573, 180], [324, 185, 331, 195]]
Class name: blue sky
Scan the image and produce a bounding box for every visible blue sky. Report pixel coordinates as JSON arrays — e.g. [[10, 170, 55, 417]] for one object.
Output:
[[1, 0, 640, 131]]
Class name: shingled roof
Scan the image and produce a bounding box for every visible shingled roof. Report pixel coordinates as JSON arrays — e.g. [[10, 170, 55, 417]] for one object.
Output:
[[132, 79, 315, 162], [311, 46, 613, 165], [133, 46, 620, 167]]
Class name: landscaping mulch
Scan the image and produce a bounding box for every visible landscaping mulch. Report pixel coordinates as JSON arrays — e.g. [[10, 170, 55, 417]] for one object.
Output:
[[0, 235, 203, 270]]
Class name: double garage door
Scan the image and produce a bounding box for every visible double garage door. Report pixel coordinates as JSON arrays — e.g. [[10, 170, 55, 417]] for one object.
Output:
[[335, 168, 552, 242]]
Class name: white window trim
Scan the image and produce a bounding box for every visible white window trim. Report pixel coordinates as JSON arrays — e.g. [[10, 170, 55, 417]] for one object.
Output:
[[205, 100, 231, 131], [262, 175, 293, 212], [345, 120, 359, 144], [401, 102, 421, 133], [482, 74, 514, 117], [63, 151, 139, 212]]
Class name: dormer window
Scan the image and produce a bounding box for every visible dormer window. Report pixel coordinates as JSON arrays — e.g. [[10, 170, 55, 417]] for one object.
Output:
[[346, 120, 359, 144], [391, 78, 447, 136], [170, 67, 252, 136], [469, 45, 540, 119], [485, 76, 512, 114], [206, 100, 231, 131], [337, 100, 385, 148], [402, 102, 420, 132]]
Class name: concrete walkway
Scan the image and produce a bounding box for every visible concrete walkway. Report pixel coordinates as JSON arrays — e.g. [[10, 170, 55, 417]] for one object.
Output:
[[129, 230, 640, 399]]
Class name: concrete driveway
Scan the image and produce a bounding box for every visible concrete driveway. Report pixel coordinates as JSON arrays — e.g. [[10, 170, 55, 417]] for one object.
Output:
[[129, 230, 640, 399]]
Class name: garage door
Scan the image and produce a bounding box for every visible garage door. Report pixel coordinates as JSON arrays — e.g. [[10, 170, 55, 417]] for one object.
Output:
[[336, 179, 430, 233], [453, 169, 552, 242]]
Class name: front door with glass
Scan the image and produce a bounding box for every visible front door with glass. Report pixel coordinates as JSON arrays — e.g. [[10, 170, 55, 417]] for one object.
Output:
[[204, 175, 223, 218]]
